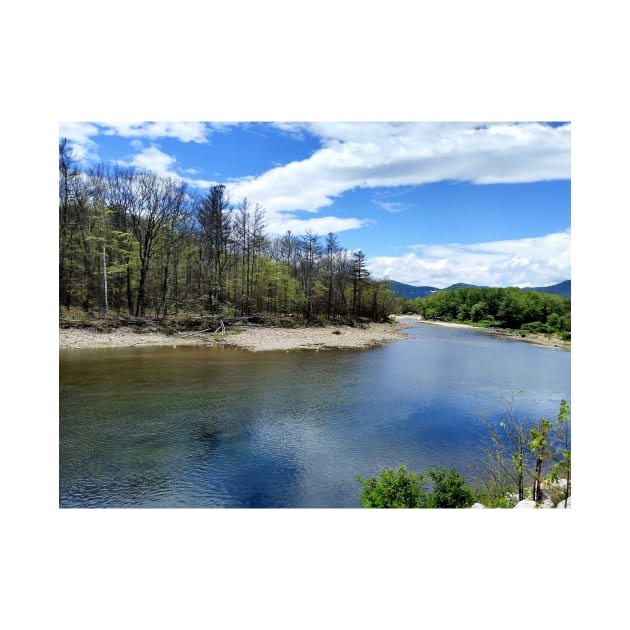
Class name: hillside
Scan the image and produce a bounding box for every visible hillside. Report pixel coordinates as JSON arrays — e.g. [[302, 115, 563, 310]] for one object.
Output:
[[389, 279, 571, 299], [388, 280, 439, 299], [523, 280, 571, 298]]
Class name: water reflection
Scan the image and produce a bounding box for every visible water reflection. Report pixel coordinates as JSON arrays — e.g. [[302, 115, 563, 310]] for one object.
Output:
[[60, 323, 570, 507]]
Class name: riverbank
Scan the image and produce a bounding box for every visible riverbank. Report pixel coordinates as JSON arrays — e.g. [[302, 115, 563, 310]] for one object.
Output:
[[394, 316, 570, 351], [59, 321, 412, 352]]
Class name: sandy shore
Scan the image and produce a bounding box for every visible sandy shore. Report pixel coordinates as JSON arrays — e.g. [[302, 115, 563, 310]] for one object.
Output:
[[59, 317, 569, 352], [59, 322, 412, 352], [396, 316, 570, 350]]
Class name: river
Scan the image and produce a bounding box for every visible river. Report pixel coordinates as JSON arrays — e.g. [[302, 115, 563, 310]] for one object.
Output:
[[59, 321, 570, 507]]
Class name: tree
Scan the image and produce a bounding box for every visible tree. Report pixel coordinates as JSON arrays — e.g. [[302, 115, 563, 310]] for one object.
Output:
[[197, 184, 232, 312], [127, 171, 187, 316], [528, 416, 553, 502], [548, 399, 571, 507], [59, 138, 83, 310], [297, 231, 321, 321], [480, 393, 529, 501], [324, 232, 340, 320], [478, 397, 571, 506], [58, 154, 400, 323], [351, 250, 368, 317]]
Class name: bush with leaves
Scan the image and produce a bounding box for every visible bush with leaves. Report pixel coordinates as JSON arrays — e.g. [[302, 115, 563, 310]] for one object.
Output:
[[356, 465, 428, 508], [356, 465, 474, 508], [425, 467, 475, 508]]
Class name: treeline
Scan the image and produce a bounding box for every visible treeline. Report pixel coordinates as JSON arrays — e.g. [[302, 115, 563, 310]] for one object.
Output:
[[59, 139, 399, 323], [400, 286, 571, 335]]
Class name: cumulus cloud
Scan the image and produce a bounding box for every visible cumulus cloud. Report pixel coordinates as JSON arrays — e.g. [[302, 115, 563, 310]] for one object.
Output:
[[125, 145, 177, 175], [116, 145, 218, 190], [227, 122, 570, 214], [59, 121, 570, 241], [59, 122, 215, 170], [101, 121, 211, 143], [58, 122, 101, 161], [367, 230, 571, 288]]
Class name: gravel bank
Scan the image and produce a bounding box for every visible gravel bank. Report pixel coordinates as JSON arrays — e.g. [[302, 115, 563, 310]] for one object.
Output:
[[396, 316, 570, 350], [59, 322, 412, 352]]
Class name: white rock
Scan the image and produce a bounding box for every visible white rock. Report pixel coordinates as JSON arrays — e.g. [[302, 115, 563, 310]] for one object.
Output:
[[470, 503, 486, 509], [541, 499, 555, 509], [514, 500, 538, 509], [556, 496, 571, 509]]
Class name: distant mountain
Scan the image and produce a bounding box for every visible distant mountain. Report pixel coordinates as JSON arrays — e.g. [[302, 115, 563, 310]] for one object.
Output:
[[389, 279, 571, 299], [523, 280, 571, 298], [388, 280, 439, 299], [444, 283, 487, 290]]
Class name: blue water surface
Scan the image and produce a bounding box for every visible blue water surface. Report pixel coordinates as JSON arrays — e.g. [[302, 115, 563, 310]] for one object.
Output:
[[59, 321, 570, 508]]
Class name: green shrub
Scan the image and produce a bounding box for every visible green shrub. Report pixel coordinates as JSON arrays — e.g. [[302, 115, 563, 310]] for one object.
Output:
[[426, 467, 475, 508], [356, 465, 474, 508], [356, 465, 428, 508], [521, 321, 546, 333]]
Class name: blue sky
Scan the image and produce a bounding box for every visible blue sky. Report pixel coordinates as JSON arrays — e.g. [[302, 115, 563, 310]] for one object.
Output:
[[60, 121, 570, 288]]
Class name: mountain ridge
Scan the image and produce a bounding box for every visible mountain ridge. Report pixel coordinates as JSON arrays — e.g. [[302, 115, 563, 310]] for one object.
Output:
[[389, 279, 571, 299]]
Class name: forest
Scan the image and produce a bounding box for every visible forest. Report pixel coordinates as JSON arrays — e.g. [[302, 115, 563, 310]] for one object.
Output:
[[398, 285, 571, 337], [59, 139, 399, 325]]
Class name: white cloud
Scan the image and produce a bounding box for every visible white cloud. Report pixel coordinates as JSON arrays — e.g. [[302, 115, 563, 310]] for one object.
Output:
[[266, 215, 368, 236], [58, 122, 101, 161], [116, 145, 218, 190], [125, 145, 177, 175], [373, 200, 405, 213], [101, 121, 210, 143], [367, 230, 571, 288], [227, 122, 570, 216], [59, 122, 213, 170]]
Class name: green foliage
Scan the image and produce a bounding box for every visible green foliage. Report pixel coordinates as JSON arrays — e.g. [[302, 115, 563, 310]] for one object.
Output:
[[480, 398, 571, 506], [425, 467, 475, 508], [59, 145, 400, 322], [472, 482, 516, 508], [528, 416, 554, 502], [409, 286, 570, 334], [547, 399, 571, 506], [470, 301, 489, 321], [521, 321, 548, 333], [356, 465, 428, 508], [356, 465, 474, 508]]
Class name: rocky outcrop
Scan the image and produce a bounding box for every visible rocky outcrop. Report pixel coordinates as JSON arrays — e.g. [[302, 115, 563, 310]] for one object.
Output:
[[472, 478, 571, 509], [514, 500, 538, 509], [555, 496, 571, 509]]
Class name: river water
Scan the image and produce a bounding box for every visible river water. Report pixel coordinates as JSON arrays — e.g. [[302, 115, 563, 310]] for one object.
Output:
[[59, 321, 570, 508]]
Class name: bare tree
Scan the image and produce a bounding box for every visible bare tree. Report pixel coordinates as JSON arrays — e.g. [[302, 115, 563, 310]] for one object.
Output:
[[126, 171, 187, 317], [197, 184, 232, 311], [59, 138, 83, 310], [298, 231, 321, 321]]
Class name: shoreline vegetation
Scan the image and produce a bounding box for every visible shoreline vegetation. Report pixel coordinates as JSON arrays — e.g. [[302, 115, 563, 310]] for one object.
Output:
[[58, 315, 569, 352], [403, 316, 571, 351]]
